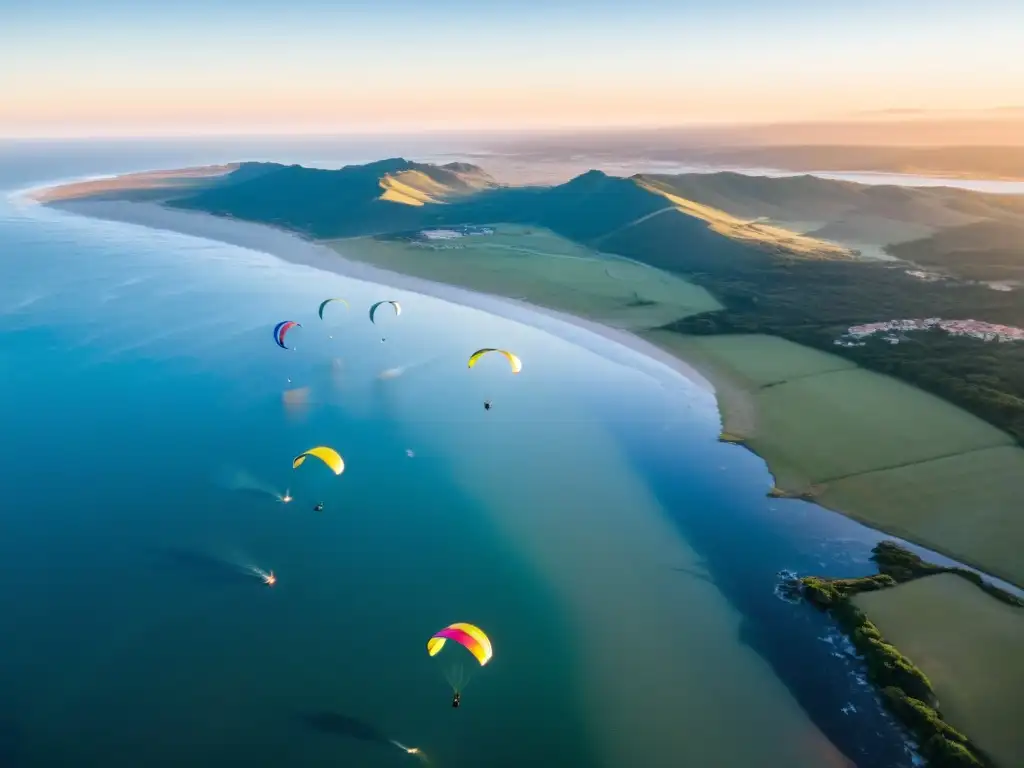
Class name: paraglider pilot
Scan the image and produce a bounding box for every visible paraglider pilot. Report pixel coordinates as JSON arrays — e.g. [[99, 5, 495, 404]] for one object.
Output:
[[313, 501, 324, 512], [483, 400, 492, 411], [451, 692, 461, 709]]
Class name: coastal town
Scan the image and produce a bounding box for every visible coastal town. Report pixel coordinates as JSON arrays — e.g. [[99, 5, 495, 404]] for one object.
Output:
[[419, 226, 495, 240], [835, 317, 1024, 346]]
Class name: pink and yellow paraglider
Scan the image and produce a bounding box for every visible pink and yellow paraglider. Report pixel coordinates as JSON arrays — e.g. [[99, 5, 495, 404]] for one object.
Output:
[[427, 622, 493, 666]]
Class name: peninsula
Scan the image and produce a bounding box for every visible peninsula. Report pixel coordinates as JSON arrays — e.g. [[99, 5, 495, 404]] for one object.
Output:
[[35, 159, 1024, 590]]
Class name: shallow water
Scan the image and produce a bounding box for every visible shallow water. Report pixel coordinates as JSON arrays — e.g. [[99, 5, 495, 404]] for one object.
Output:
[[0, 141, 920, 767]]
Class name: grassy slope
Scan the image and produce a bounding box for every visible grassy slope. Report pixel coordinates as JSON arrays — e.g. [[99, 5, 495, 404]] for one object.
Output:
[[854, 574, 1024, 768], [634, 176, 854, 259], [887, 220, 1024, 282], [326, 225, 721, 332], [639, 172, 1024, 269]]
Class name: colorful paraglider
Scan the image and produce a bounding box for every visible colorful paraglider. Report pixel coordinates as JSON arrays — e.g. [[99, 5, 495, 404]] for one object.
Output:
[[427, 622, 492, 706], [292, 446, 345, 475], [318, 298, 349, 320], [273, 321, 302, 350], [467, 348, 522, 374]]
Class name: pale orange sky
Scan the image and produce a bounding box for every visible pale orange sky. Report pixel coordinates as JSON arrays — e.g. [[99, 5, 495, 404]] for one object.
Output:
[[3, 0, 1023, 137]]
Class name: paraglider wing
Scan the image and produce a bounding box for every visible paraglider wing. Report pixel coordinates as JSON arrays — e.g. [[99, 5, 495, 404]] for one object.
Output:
[[426, 623, 492, 666], [274, 321, 302, 349], [467, 348, 522, 374], [292, 446, 345, 475], [318, 298, 349, 320], [369, 300, 401, 324]]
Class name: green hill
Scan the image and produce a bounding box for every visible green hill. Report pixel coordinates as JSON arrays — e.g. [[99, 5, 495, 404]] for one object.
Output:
[[887, 219, 1024, 283], [170, 158, 499, 237], [638, 171, 1024, 256]]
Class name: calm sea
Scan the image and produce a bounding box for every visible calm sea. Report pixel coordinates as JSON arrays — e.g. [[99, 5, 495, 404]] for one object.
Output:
[[0, 138, 917, 767]]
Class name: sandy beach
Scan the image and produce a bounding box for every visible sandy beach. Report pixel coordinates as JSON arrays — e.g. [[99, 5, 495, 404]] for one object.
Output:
[[44, 198, 719, 397], [30, 165, 239, 203]]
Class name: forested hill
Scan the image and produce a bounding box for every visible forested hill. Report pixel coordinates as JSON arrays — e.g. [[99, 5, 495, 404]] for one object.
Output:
[[170, 158, 500, 236]]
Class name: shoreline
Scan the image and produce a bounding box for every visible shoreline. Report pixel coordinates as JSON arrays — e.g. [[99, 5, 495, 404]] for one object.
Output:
[[36, 188, 1024, 592], [42, 197, 720, 397], [799, 542, 1023, 768], [32, 196, 856, 768]]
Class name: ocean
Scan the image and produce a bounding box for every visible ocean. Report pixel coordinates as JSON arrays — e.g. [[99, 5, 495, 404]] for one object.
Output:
[[0, 138, 918, 767]]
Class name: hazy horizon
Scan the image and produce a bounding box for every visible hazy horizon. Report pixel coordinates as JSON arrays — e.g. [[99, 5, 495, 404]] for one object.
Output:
[[3, 0, 1023, 139]]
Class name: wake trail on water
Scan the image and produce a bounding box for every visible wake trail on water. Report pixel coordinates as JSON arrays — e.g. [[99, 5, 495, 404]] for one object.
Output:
[[240, 563, 276, 586], [221, 549, 277, 586], [161, 548, 277, 588], [389, 741, 429, 762], [216, 466, 291, 503]]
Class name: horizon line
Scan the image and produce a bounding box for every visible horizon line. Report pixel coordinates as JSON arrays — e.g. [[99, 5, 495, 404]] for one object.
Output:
[[5, 113, 1024, 143]]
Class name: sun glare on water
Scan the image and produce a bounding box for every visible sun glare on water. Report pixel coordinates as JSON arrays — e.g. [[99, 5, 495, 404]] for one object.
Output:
[[243, 565, 277, 587]]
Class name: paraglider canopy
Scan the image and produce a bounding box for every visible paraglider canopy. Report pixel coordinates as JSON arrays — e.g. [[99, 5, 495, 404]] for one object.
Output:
[[273, 321, 302, 349], [467, 348, 522, 374], [292, 446, 345, 475], [318, 298, 349, 320], [427, 623, 492, 666], [369, 300, 402, 324]]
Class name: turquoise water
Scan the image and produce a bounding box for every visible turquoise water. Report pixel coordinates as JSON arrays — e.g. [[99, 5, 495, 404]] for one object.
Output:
[[0, 141, 917, 767]]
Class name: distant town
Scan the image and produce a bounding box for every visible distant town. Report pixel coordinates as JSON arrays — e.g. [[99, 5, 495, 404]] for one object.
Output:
[[835, 317, 1024, 347], [419, 226, 495, 240]]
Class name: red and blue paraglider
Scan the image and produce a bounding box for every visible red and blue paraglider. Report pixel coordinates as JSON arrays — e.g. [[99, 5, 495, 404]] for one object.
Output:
[[273, 321, 301, 350]]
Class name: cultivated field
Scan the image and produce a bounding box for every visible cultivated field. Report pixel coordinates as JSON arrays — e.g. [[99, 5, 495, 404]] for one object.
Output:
[[637, 332, 1024, 585], [854, 574, 1024, 768], [752, 367, 1012, 488], [324, 225, 721, 330], [822, 445, 1024, 586], [643, 333, 857, 390]]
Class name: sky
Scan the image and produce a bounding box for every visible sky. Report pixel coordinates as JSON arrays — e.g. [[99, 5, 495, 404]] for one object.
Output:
[[2, 0, 1023, 138]]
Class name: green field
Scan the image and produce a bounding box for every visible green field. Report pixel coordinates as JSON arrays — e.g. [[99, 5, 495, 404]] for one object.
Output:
[[323, 225, 721, 331], [854, 574, 1024, 768], [752, 367, 1012, 487], [822, 446, 1024, 586], [638, 333, 857, 390], [636, 332, 1024, 585]]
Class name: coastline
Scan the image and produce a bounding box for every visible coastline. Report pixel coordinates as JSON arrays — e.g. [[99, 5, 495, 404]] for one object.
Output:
[[38, 194, 1024, 589], [43, 198, 720, 397], [798, 542, 1024, 768], [32, 196, 858, 768], [34, 186, 1024, 765]]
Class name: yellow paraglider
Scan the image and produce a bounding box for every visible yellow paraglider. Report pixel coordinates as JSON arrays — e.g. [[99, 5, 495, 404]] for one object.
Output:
[[467, 348, 522, 374], [292, 446, 345, 475]]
